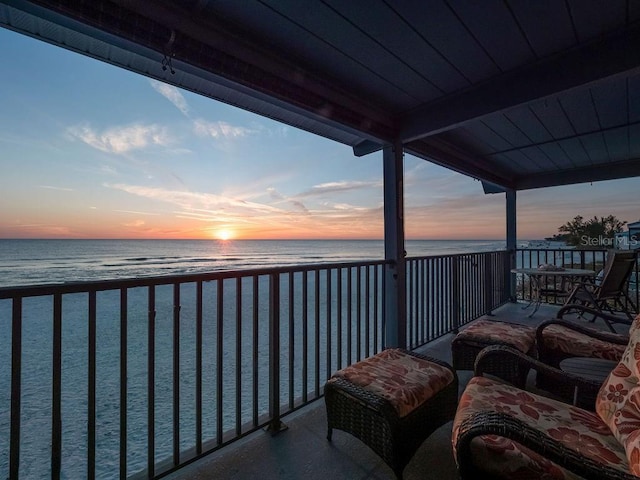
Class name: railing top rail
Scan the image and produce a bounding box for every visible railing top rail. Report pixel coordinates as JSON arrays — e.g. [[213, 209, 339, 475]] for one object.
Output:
[[0, 258, 391, 299], [516, 247, 610, 252], [407, 249, 507, 261]]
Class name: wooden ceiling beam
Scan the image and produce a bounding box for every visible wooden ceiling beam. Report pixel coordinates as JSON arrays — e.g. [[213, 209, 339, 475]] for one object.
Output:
[[515, 160, 640, 190], [401, 23, 640, 143], [405, 139, 515, 189]]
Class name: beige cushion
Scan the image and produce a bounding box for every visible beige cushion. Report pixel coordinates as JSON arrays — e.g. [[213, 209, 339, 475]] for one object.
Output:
[[453, 320, 535, 353], [596, 313, 640, 475], [453, 376, 627, 479], [327, 348, 454, 418], [540, 324, 627, 361]]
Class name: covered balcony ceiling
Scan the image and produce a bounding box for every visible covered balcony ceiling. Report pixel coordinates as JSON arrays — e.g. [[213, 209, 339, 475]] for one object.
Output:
[[2, 0, 640, 191]]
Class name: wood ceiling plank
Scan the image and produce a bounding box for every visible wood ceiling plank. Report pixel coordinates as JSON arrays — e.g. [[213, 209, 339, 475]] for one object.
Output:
[[559, 90, 601, 134], [204, 0, 419, 111], [323, 0, 470, 94], [529, 99, 575, 138], [580, 133, 609, 164], [629, 74, 640, 122], [632, 0, 640, 22], [391, 0, 500, 84], [629, 124, 640, 157], [590, 78, 629, 128], [261, 0, 441, 103], [440, 129, 495, 156], [504, 107, 554, 144], [448, 0, 535, 71], [567, 0, 628, 42], [556, 137, 593, 166], [516, 160, 640, 189], [401, 22, 640, 142], [498, 150, 539, 173], [537, 142, 578, 169], [516, 145, 554, 170], [508, 0, 576, 57], [461, 122, 514, 152], [603, 127, 630, 162], [481, 114, 532, 148]]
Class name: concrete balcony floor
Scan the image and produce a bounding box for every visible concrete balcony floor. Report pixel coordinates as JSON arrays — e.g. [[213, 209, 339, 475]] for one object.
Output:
[[166, 302, 619, 480]]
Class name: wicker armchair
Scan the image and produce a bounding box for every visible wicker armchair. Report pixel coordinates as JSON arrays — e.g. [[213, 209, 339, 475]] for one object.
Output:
[[452, 314, 640, 480], [473, 344, 603, 410], [536, 305, 634, 405], [537, 304, 631, 370]]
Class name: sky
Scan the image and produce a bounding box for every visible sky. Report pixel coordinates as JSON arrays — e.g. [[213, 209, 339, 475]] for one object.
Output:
[[1, 27, 639, 241]]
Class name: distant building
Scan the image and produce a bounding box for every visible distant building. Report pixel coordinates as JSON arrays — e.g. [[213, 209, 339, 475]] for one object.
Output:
[[615, 221, 640, 249], [630, 221, 640, 243]]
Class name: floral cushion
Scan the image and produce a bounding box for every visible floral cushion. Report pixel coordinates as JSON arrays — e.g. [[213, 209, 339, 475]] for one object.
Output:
[[453, 376, 628, 479], [541, 324, 627, 361], [596, 314, 640, 475], [454, 320, 536, 353], [327, 348, 454, 418]]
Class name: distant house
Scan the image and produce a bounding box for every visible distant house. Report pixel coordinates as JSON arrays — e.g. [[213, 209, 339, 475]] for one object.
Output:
[[615, 221, 640, 249]]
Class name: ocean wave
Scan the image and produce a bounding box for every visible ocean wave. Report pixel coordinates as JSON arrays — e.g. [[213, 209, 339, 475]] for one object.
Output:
[[0, 239, 507, 287]]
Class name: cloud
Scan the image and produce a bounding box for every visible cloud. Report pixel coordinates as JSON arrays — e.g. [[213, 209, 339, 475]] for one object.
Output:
[[297, 180, 382, 198], [99, 182, 390, 239], [149, 80, 190, 116], [114, 209, 161, 216], [251, 123, 289, 138], [193, 119, 254, 140], [39, 185, 74, 191], [267, 187, 309, 213], [6, 224, 73, 236], [106, 183, 282, 216], [124, 220, 146, 227], [67, 123, 171, 154], [99, 164, 118, 175], [332, 203, 369, 211]]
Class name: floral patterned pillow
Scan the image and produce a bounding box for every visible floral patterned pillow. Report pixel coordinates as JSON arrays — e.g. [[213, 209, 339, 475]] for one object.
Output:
[[596, 313, 640, 475]]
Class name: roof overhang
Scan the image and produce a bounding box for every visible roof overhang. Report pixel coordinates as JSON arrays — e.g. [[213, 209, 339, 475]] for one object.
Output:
[[2, 0, 640, 191]]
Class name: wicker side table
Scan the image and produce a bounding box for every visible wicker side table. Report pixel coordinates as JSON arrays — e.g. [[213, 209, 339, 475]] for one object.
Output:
[[324, 349, 458, 479]]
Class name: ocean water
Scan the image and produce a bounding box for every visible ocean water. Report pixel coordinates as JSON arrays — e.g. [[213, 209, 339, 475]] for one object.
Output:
[[0, 239, 507, 288], [1, 239, 509, 479]]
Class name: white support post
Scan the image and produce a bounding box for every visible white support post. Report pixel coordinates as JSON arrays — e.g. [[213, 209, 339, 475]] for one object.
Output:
[[383, 143, 406, 348]]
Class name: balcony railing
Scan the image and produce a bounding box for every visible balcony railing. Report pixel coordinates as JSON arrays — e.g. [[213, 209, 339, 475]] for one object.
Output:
[[1, 250, 510, 479], [406, 250, 510, 348]]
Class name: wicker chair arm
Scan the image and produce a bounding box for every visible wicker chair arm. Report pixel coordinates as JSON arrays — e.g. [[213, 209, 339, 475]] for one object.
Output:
[[537, 318, 630, 345], [557, 304, 633, 327], [456, 411, 635, 480], [475, 345, 602, 396]]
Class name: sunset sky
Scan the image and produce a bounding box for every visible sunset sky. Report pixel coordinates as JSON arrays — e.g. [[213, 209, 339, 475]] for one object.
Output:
[[1, 27, 639, 241]]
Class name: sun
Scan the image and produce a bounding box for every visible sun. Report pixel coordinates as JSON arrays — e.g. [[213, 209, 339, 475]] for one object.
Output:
[[215, 229, 234, 241]]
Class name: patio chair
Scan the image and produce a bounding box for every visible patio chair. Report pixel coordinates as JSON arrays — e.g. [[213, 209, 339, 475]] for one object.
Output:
[[563, 249, 638, 330], [452, 311, 640, 479]]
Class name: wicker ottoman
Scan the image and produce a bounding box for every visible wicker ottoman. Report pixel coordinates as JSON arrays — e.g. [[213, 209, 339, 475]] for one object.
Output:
[[451, 320, 536, 387], [324, 348, 458, 479]]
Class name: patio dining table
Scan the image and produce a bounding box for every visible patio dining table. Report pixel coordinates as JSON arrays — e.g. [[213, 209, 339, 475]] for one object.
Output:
[[511, 267, 596, 317]]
